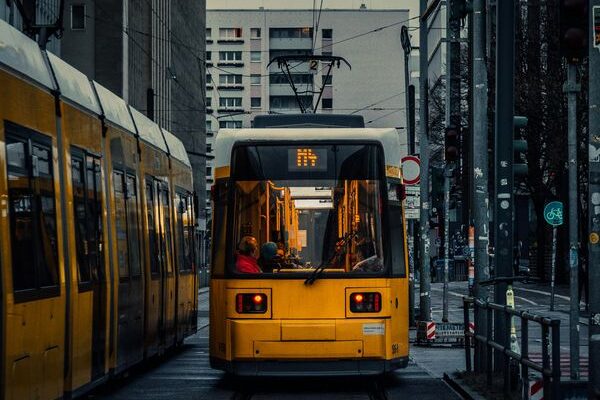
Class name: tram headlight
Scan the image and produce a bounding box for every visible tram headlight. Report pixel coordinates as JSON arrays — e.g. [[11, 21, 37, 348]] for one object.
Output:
[[236, 293, 268, 313], [350, 292, 381, 313]]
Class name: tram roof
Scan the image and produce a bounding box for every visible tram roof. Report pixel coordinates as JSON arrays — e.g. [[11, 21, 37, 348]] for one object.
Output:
[[214, 128, 403, 169]]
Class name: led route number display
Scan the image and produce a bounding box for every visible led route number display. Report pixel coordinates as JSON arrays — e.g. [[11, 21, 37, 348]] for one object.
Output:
[[288, 148, 328, 172]]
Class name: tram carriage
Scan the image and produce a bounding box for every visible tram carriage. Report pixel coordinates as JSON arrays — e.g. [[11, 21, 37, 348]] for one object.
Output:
[[209, 115, 410, 376], [0, 19, 198, 399]]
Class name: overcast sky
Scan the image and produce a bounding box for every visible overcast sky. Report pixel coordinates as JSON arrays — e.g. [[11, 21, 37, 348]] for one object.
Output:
[[207, 0, 420, 24]]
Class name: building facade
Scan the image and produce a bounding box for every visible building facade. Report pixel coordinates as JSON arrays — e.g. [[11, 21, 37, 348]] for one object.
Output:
[[205, 7, 411, 219]]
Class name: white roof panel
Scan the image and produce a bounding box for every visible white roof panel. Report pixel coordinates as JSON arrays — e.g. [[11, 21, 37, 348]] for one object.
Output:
[[46, 52, 101, 115], [214, 128, 403, 169], [0, 19, 54, 89], [162, 128, 191, 167], [93, 81, 136, 133], [129, 107, 167, 152]]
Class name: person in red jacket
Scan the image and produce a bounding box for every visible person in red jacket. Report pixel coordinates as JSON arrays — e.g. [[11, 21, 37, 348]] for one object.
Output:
[[235, 236, 262, 274]]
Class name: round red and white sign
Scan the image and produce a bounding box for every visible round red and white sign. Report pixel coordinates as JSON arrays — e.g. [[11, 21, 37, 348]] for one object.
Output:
[[401, 155, 420, 185]]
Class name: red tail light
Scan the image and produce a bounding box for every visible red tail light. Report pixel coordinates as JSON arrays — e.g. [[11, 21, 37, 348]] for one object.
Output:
[[350, 292, 382, 313], [236, 293, 267, 313]]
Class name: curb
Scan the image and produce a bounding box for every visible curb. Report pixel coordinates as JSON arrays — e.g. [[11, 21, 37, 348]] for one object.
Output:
[[443, 373, 486, 400]]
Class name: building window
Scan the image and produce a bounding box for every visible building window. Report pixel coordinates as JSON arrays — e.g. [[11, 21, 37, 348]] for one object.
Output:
[[219, 74, 242, 86], [269, 28, 313, 38], [206, 73, 213, 85], [206, 120, 212, 132], [270, 73, 312, 85], [219, 120, 243, 129], [270, 96, 312, 110], [251, 97, 261, 108], [219, 51, 242, 62], [206, 28, 212, 38], [322, 75, 332, 86], [219, 97, 242, 109], [322, 29, 333, 39], [250, 51, 261, 62], [322, 98, 333, 109], [206, 51, 212, 61], [71, 4, 85, 30], [322, 51, 333, 57], [207, 143, 213, 153], [206, 97, 211, 106], [219, 28, 242, 39], [251, 74, 261, 85], [251, 28, 261, 38], [206, 166, 212, 176]]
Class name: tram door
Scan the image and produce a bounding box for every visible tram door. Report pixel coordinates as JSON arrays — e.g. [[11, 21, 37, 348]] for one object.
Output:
[[113, 170, 144, 370], [72, 153, 107, 379], [157, 182, 176, 347], [145, 178, 163, 354]]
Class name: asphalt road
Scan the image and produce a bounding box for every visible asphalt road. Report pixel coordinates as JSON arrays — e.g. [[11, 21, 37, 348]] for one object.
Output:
[[86, 289, 462, 400]]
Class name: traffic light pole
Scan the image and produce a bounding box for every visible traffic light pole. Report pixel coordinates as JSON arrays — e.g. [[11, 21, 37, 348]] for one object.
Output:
[[565, 63, 581, 380], [443, 165, 452, 322], [588, 2, 600, 396], [418, 0, 432, 323], [471, 0, 490, 372], [493, 0, 515, 370]]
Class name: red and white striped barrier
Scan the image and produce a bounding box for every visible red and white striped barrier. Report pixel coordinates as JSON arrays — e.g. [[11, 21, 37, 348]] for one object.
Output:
[[529, 379, 543, 400], [426, 321, 436, 340], [468, 322, 475, 334]]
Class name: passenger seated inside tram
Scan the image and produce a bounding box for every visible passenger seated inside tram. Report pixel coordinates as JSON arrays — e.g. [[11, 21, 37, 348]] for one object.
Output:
[[258, 242, 283, 273], [235, 236, 262, 273]]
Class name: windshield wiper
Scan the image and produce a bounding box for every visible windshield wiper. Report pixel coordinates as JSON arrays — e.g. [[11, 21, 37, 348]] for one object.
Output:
[[304, 230, 357, 285]]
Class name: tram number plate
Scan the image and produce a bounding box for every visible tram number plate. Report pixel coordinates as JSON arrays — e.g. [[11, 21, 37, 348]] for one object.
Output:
[[362, 323, 385, 335]]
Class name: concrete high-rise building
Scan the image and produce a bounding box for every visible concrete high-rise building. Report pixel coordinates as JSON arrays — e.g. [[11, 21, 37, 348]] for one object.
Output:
[[205, 7, 410, 219], [59, 1, 208, 240]]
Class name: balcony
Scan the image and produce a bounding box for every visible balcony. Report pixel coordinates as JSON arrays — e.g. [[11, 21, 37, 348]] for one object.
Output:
[[217, 61, 244, 68], [217, 38, 244, 44], [269, 37, 312, 50], [217, 85, 244, 91]]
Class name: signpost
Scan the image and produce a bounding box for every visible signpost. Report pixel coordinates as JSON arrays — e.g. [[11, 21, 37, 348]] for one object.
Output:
[[402, 155, 421, 186], [544, 201, 564, 310]]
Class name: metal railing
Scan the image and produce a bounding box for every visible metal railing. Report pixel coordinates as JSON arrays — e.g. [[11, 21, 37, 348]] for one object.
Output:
[[463, 297, 562, 399]]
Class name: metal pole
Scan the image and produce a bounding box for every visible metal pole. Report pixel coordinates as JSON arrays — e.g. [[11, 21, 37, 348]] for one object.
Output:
[[443, 165, 451, 322], [402, 30, 416, 326], [566, 63, 580, 380], [493, 0, 515, 371], [418, 0, 432, 322], [588, 3, 600, 397], [550, 226, 557, 311], [471, 0, 490, 373]]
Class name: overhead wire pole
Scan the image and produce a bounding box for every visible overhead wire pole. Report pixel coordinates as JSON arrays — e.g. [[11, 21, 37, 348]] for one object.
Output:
[[589, 2, 600, 397], [471, 0, 490, 372], [493, 0, 515, 370], [418, 0, 432, 323]]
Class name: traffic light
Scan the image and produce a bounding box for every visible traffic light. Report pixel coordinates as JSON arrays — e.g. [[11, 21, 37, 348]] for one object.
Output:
[[560, 0, 588, 64], [513, 116, 528, 177], [444, 125, 460, 163], [449, 0, 469, 21]]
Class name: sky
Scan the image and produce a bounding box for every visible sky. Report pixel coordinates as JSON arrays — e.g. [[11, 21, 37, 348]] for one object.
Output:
[[207, 0, 420, 23]]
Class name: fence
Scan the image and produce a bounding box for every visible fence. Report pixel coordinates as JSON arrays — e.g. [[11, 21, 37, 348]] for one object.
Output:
[[463, 297, 562, 399]]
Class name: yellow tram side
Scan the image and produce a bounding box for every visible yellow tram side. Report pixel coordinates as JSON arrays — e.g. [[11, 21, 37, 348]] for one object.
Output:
[[209, 128, 410, 376], [0, 20, 198, 400]]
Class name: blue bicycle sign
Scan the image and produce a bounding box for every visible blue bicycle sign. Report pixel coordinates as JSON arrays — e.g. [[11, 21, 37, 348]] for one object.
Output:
[[544, 201, 564, 226]]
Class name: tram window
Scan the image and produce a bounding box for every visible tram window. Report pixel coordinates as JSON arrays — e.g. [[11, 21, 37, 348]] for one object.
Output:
[[126, 175, 142, 277], [88, 157, 104, 282], [387, 181, 407, 277], [146, 179, 160, 276], [228, 144, 387, 277], [113, 171, 129, 278], [176, 191, 195, 273], [175, 192, 186, 272], [72, 154, 91, 283], [161, 187, 174, 273], [5, 124, 59, 298], [211, 180, 228, 276]]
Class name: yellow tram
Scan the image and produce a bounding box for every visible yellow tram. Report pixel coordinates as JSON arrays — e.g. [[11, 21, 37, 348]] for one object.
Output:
[[209, 115, 409, 375], [0, 20, 198, 399]]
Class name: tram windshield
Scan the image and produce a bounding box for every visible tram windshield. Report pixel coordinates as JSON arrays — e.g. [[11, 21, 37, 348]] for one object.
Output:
[[228, 144, 388, 276]]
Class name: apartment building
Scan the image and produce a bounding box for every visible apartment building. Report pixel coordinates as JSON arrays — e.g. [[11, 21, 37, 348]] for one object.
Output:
[[205, 7, 411, 218]]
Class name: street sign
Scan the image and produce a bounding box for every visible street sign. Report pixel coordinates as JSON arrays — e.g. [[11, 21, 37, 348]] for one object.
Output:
[[401, 155, 421, 185], [544, 201, 564, 226], [404, 185, 420, 219]]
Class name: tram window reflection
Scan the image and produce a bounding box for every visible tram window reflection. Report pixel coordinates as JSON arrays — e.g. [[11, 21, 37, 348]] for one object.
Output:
[[228, 144, 387, 276]]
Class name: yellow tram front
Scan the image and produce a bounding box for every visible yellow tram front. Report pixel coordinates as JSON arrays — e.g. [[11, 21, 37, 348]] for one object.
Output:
[[209, 127, 409, 376]]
